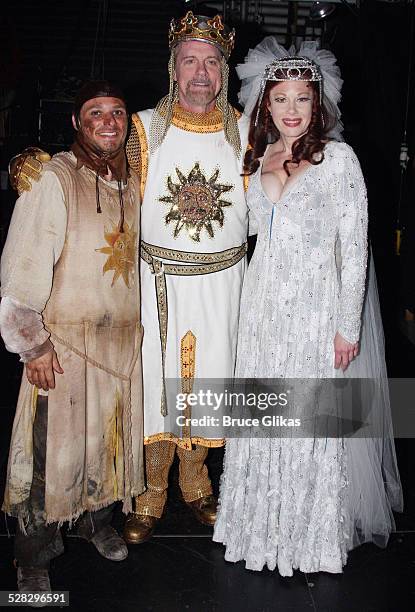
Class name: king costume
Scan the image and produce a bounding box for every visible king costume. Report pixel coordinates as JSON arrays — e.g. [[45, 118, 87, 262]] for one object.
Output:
[[123, 11, 250, 528], [129, 104, 248, 445]]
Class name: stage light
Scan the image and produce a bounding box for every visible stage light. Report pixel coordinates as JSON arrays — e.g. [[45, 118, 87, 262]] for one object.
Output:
[[309, 2, 336, 20]]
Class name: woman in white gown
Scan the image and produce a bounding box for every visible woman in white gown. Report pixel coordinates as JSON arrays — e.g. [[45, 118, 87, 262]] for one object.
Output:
[[213, 38, 402, 576]]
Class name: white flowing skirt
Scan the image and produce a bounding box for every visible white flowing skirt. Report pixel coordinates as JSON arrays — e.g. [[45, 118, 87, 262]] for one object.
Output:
[[213, 254, 402, 575]]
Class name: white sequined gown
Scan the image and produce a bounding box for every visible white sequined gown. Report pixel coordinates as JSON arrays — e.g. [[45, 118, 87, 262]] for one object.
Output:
[[214, 141, 377, 575]]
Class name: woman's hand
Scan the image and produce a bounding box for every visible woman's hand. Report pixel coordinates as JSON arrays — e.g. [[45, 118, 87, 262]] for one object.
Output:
[[334, 332, 359, 371]]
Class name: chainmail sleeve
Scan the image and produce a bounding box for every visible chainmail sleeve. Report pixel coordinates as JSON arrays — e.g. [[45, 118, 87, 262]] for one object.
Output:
[[127, 113, 148, 199]]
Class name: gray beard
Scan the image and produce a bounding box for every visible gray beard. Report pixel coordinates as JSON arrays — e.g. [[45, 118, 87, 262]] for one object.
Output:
[[184, 83, 217, 108]]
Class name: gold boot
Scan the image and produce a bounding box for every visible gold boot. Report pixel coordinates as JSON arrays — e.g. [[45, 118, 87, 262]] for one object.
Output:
[[186, 495, 217, 526], [123, 513, 158, 544], [124, 441, 176, 544], [177, 444, 216, 525]]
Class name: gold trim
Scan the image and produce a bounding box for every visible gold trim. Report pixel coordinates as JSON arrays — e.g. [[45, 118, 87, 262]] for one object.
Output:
[[129, 113, 148, 200], [142, 242, 247, 265], [171, 103, 241, 134], [144, 432, 225, 449], [243, 143, 252, 192], [181, 330, 196, 388], [180, 330, 196, 443]]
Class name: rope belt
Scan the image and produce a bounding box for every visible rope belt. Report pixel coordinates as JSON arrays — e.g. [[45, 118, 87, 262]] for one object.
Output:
[[141, 240, 247, 416]]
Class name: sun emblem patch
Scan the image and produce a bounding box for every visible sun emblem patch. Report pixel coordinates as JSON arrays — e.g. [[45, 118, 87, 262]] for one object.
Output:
[[96, 221, 137, 287], [159, 163, 234, 242]]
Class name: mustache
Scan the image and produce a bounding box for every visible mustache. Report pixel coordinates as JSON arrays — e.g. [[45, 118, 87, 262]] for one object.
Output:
[[188, 79, 212, 86]]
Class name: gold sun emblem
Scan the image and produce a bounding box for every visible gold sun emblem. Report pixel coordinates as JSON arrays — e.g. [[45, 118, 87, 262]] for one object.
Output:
[[96, 221, 137, 287], [159, 163, 234, 242]]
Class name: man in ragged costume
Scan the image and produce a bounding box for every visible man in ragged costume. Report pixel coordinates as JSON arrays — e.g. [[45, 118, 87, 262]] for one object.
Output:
[[8, 11, 250, 545], [1, 81, 144, 596]]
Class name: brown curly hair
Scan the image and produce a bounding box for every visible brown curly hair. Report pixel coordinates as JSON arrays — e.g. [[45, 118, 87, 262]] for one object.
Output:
[[244, 77, 335, 176]]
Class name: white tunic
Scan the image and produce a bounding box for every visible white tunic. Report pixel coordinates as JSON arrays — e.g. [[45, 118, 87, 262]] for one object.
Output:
[[134, 108, 249, 445]]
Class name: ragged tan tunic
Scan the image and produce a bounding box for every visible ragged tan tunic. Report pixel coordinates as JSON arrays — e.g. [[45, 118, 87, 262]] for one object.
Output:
[[1, 152, 144, 524]]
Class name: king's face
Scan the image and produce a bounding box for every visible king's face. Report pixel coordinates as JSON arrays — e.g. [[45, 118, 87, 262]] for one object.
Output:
[[174, 40, 222, 113]]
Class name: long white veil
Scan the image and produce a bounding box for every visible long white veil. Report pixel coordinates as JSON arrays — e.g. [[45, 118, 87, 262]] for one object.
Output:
[[342, 249, 403, 548]]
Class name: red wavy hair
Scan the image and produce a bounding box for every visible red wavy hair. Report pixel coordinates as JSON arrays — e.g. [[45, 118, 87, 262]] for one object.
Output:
[[244, 76, 335, 176]]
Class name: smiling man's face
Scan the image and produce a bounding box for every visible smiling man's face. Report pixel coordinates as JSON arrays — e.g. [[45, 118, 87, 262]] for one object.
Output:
[[73, 96, 128, 153], [174, 40, 222, 113]]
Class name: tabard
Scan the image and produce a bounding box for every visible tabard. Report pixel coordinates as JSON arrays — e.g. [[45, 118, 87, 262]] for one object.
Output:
[[129, 105, 249, 447]]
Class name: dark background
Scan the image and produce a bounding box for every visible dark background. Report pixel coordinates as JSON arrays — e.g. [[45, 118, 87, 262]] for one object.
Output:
[[1, 0, 415, 315]]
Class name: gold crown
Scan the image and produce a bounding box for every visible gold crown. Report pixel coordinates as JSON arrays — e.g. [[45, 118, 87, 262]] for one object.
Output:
[[169, 11, 235, 60]]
